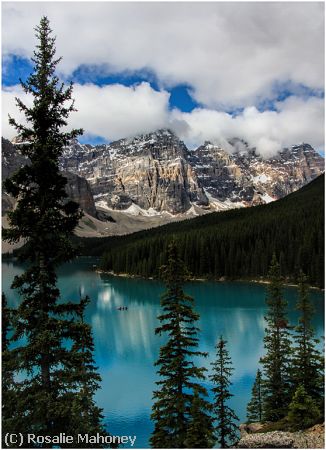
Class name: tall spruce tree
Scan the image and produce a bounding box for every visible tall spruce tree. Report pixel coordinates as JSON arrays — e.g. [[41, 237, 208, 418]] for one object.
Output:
[[246, 369, 263, 423], [260, 255, 292, 422], [210, 337, 239, 449], [291, 272, 324, 407], [2, 17, 107, 445], [150, 242, 213, 448]]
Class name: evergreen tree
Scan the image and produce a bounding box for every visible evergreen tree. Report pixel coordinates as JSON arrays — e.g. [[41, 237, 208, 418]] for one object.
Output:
[[150, 242, 213, 448], [260, 255, 292, 422], [64, 296, 108, 446], [291, 272, 324, 406], [246, 369, 263, 423], [2, 294, 14, 410], [2, 17, 107, 445], [1, 294, 23, 447], [210, 337, 239, 449], [286, 385, 321, 431], [184, 389, 215, 448]]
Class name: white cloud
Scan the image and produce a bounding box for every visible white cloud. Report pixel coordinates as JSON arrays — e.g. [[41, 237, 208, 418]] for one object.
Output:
[[2, 84, 33, 138], [2, 2, 324, 108], [2, 82, 170, 141], [71, 82, 170, 140], [3, 83, 324, 157], [170, 96, 325, 156]]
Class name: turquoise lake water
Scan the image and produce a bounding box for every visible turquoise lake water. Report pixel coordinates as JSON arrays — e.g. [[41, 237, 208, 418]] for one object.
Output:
[[2, 257, 324, 448]]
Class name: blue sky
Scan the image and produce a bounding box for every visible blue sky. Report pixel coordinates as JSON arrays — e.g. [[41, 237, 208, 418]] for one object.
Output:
[[2, 2, 324, 155], [4, 55, 323, 113], [2, 54, 206, 146], [2, 55, 201, 114]]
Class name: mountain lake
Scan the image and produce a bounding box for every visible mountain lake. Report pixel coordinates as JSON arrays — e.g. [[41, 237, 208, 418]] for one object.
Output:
[[2, 257, 324, 448]]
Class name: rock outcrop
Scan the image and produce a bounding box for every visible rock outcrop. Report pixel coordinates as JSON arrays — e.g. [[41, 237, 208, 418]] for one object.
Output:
[[63, 171, 97, 217], [237, 422, 324, 449]]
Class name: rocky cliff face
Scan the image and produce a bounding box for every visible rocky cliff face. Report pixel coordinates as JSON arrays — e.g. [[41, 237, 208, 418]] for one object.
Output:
[[60, 130, 324, 215], [60, 130, 208, 214], [63, 171, 97, 217], [1, 138, 97, 217], [190, 141, 324, 206], [3, 131, 324, 220]]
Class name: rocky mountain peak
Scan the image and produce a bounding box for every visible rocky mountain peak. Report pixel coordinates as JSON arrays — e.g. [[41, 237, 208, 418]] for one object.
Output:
[[3, 131, 324, 220], [81, 128, 207, 213], [108, 128, 188, 161], [188, 139, 324, 207]]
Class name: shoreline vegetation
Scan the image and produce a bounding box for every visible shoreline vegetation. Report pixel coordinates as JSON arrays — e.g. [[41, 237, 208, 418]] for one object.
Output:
[[94, 268, 324, 291], [3, 253, 323, 290]]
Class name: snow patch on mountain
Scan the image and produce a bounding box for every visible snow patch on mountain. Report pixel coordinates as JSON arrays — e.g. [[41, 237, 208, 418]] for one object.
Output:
[[204, 189, 245, 211], [252, 173, 271, 184], [124, 203, 161, 217], [260, 193, 275, 204]]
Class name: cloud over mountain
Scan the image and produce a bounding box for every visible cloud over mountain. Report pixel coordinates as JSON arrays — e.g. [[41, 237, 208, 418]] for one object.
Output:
[[2, 2, 324, 107], [3, 84, 324, 157], [171, 96, 325, 156], [2, 82, 170, 141], [2, 2, 324, 155]]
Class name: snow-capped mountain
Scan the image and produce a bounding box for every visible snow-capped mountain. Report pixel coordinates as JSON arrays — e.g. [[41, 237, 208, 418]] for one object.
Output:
[[60, 130, 207, 214], [59, 129, 324, 216], [190, 140, 324, 207], [2, 130, 324, 240]]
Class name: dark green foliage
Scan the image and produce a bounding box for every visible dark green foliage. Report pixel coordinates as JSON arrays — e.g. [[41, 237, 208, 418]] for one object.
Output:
[[3, 15, 82, 263], [90, 175, 324, 287], [1, 294, 14, 396], [150, 243, 213, 448], [286, 385, 321, 431], [260, 256, 293, 422], [248, 268, 324, 430], [291, 272, 324, 408], [210, 337, 239, 449], [247, 369, 263, 423], [61, 296, 108, 446], [2, 294, 22, 447], [184, 389, 215, 448], [2, 17, 107, 446]]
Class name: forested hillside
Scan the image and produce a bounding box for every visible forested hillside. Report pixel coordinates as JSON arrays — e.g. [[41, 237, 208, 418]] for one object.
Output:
[[80, 175, 324, 287]]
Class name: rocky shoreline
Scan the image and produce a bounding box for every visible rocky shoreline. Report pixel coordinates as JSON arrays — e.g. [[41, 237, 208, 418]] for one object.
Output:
[[236, 423, 324, 449]]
